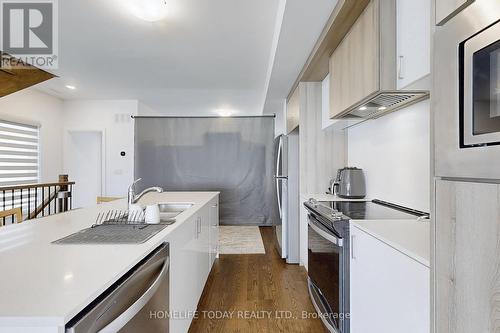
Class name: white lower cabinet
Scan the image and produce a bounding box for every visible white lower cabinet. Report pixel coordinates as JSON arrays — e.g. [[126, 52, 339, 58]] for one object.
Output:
[[167, 195, 219, 333], [209, 199, 219, 267], [349, 225, 429, 333]]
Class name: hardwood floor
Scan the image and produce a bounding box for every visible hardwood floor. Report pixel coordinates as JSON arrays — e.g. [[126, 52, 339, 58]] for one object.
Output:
[[188, 226, 327, 333]]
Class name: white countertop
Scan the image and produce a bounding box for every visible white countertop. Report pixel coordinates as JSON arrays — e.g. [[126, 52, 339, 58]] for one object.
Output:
[[351, 219, 430, 267], [303, 193, 429, 267], [0, 192, 218, 329]]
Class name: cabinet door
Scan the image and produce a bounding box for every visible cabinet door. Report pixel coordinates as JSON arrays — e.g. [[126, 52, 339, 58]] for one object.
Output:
[[196, 206, 211, 289], [396, 0, 430, 89], [435, 0, 474, 26], [167, 216, 200, 333], [435, 180, 500, 333], [350, 226, 429, 333], [330, 0, 379, 118], [209, 198, 219, 267]]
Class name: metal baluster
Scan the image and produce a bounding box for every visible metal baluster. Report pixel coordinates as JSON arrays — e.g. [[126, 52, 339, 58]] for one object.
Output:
[[48, 186, 51, 216], [42, 186, 45, 216], [20, 188, 23, 218], [28, 188, 31, 219], [11, 189, 14, 209], [34, 187, 38, 218], [55, 187, 57, 214], [69, 184, 73, 210], [2, 190, 5, 225]]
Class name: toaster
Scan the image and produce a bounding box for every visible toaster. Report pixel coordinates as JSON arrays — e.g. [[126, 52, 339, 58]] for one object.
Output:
[[334, 167, 366, 199]]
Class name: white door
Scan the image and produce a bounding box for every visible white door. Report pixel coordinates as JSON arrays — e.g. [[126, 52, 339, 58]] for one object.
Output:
[[65, 131, 103, 208]]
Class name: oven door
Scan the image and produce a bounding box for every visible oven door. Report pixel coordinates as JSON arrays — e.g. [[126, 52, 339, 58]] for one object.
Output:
[[307, 214, 344, 333], [463, 20, 500, 147]]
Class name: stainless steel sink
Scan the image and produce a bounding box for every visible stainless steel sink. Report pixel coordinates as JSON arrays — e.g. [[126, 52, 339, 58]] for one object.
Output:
[[158, 203, 194, 219]]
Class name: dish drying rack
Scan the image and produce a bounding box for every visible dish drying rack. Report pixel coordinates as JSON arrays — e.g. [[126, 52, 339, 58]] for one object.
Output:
[[92, 210, 146, 228]]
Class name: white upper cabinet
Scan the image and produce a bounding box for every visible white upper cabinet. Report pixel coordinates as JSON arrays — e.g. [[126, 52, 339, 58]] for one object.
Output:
[[396, 0, 431, 89]]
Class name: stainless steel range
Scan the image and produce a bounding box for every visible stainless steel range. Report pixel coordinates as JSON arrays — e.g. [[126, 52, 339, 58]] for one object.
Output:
[[304, 198, 428, 333]]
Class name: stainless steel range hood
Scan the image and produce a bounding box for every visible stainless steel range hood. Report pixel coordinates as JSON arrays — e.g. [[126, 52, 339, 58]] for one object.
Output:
[[337, 90, 430, 120], [330, 0, 430, 121]]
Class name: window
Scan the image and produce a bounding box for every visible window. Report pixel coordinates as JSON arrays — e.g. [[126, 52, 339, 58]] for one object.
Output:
[[0, 120, 40, 186]]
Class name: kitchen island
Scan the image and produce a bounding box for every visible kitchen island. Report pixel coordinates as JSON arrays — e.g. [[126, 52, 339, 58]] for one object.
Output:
[[0, 191, 219, 333]]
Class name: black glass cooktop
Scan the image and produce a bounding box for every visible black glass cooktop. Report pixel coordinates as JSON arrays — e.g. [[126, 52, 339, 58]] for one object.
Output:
[[319, 199, 428, 220]]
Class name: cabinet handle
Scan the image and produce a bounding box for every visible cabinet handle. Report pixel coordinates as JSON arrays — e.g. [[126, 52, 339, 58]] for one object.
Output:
[[195, 217, 201, 238], [398, 55, 405, 80], [212, 204, 218, 208], [351, 235, 356, 260], [195, 218, 198, 238]]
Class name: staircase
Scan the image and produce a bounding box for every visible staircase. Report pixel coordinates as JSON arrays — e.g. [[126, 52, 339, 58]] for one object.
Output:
[[0, 52, 55, 98], [0, 175, 75, 226]]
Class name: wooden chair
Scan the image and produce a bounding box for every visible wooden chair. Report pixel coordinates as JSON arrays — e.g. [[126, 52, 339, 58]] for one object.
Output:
[[97, 197, 122, 204], [0, 208, 23, 227]]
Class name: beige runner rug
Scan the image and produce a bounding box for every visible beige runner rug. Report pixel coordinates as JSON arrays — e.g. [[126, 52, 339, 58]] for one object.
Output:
[[218, 226, 266, 254]]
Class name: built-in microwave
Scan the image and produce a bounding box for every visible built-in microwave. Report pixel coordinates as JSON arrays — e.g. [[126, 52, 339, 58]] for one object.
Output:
[[460, 20, 500, 148]]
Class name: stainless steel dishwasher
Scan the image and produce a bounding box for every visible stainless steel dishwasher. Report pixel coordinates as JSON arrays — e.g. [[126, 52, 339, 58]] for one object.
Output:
[[66, 243, 169, 333]]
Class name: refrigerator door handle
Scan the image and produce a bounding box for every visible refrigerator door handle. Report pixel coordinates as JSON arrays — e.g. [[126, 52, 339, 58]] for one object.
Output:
[[276, 178, 282, 219], [276, 136, 283, 219]]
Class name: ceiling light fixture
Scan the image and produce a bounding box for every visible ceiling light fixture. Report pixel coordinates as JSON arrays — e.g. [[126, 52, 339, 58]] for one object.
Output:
[[378, 106, 387, 111], [124, 0, 168, 22], [65, 85, 76, 90], [216, 109, 234, 117], [359, 106, 367, 111]]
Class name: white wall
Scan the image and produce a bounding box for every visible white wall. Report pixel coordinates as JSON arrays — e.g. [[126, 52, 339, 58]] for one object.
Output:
[[347, 100, 430, 212], [299, 82, 346, 267], [0, 88, 64, 182], [62, 100, 138, 197]]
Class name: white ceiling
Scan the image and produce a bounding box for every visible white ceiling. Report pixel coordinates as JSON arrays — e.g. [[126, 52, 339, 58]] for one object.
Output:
[[37, 0, 337, 116], [263, 0, 339, 115]]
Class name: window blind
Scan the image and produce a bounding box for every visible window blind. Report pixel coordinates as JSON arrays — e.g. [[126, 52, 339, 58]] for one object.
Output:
[[0, 120, 40, 187]]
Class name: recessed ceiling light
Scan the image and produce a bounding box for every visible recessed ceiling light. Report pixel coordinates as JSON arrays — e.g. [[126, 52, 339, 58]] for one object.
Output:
[[378, 106, 387, 111], [65, 85, 76, 90], [359, 106, 367, 111], [124, 0, 168, 22], [216, 109, 234, 117]]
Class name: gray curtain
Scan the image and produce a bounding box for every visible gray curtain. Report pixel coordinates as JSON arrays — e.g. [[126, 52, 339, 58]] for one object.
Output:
[[134, 117, 279, 226]]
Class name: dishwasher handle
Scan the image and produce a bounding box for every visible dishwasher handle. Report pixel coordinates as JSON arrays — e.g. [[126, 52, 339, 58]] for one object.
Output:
[[98, 256, 170, 333]]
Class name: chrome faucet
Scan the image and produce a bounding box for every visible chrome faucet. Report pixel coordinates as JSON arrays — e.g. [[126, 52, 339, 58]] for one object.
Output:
[[128, 178, 163, 206]]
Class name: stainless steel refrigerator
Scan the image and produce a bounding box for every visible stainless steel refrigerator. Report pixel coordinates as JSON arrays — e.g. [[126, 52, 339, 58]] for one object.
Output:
[[274, 131, 299, 263]]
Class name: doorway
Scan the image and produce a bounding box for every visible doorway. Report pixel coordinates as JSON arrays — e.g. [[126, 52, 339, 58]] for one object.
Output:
[[64, 130, 104, 208]]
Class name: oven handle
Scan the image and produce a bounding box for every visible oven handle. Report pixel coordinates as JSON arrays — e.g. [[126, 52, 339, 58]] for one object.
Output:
[[308, 281, 340, 333], [308, 215, 343, 247]]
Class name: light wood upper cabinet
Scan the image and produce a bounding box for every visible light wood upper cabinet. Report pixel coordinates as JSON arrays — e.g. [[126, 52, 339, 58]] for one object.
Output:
[[435, 0, 474, 26], [286, 85, 300, 133], [329, 0, 380, 119]]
